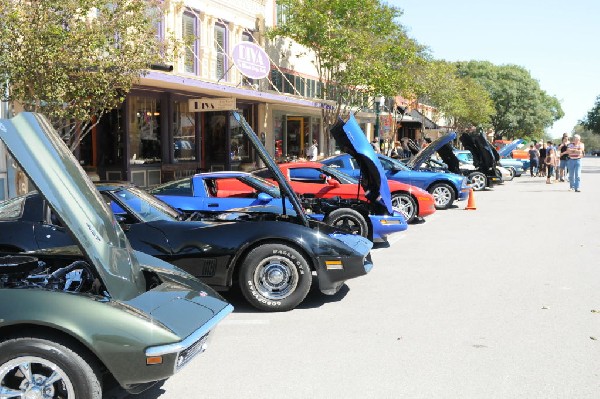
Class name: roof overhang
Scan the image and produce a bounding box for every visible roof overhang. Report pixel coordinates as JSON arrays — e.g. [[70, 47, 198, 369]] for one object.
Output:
[[139, 71, 324, 109]]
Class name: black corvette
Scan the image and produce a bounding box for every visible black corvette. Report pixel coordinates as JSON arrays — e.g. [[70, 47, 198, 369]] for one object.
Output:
[[0, 112, 372, 312]]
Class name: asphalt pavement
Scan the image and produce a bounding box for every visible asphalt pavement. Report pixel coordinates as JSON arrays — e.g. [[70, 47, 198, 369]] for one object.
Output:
[[113, 157, 600, 399]]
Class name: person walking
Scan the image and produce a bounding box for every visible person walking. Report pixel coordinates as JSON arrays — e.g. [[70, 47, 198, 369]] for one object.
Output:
[[528, 144, 540, 176], [558, 135, 569, 182], [306, 139, 318, 161], [566, 134, 584, 192], [544, 147, 557, 184]]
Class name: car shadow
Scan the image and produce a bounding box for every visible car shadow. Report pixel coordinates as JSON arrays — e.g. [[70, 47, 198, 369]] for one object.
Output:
[[103, 380, 166, 399], [218, 276, 350, 313]]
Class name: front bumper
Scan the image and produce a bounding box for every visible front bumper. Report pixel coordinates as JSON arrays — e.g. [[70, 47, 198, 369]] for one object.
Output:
[[316, 234, 373, 295], [369, 213, 408, 241]]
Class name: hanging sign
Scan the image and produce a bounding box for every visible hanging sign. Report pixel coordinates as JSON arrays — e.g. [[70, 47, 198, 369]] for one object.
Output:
[[188, 97, 237, 112], [232, 42, 270, 79]]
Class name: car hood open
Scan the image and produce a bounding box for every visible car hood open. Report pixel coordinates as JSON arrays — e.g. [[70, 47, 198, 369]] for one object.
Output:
[[459, 132, 499, 173], [498, 139, 525, 157], [329, 114, 393, 215], [0, 113, 146, 301], [406, 132, 459, 173]]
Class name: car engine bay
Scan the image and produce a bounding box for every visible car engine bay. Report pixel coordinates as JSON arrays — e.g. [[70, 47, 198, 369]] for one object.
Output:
[[0, 255, 102, 294]]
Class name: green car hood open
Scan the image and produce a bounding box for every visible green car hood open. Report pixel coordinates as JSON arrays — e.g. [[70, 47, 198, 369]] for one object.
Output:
[[0, 113, 146, 300]]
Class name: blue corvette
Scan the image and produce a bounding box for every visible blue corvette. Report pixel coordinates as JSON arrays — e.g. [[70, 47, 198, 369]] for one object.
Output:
[[150, 171, 407, 242], [323, 133, 469, 209]]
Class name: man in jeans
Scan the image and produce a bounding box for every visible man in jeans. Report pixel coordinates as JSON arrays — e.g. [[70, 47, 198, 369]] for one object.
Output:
[[566, 134, 584, 192]]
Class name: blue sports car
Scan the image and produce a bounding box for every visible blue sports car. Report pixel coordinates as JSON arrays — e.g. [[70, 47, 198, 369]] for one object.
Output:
[[323, 133, 469, 209], [150, 171, 408, 242]]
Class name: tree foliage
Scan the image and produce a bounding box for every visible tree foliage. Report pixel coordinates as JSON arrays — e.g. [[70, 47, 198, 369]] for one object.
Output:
[[455, 61, 563, 140], [0, 0, 165, 149], [268, 0, 426, 127], [580, 95, 600, 134], [413, 60, 494, 132]]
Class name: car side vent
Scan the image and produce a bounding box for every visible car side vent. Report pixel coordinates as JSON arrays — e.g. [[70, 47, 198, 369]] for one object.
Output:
[[199, 259, 217, 277]]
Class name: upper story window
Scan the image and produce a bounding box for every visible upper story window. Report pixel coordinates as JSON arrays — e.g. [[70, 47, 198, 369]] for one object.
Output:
[[214, 23, 227, 81], [276, 4, 288, 26], [182, 11, 198, 74], [241, 32, 255, 86]]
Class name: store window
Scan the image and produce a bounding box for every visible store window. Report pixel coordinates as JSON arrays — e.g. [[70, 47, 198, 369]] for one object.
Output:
[[182, 11, 198, 74], [229, 108, 253, 170], [128, 96, 162, 164], [172, 101, 196, 162]]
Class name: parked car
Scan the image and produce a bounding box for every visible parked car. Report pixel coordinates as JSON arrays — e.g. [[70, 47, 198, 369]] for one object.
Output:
[[0, 111, 374, 313], [457, 132, 503, 189], [497, 139, 528, 174], [323, 133, 469, 210], [0, 112, 233, 398], [150, 171, 408, 242]]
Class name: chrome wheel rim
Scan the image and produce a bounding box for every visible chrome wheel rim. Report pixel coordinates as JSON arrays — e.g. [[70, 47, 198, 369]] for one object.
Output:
[[0, 356, 75, 399], [253, 256, 298, 300], [392, 195, 414, 221], [432, 186, 451, 207], [331, 215, 363, 235], [470, 174, 486, 191]]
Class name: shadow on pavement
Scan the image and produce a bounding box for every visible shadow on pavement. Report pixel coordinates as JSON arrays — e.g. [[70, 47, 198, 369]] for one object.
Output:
[[218, 275, 349, 313]]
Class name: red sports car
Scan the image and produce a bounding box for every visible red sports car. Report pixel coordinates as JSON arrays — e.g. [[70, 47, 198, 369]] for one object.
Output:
[[254, 161, 436, 223]]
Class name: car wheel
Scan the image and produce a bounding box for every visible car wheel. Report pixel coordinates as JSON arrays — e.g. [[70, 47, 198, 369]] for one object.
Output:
[[324, 208, 369, 238], [239, 243, 312, 312], [467, 172, 487, 191], [391, 193, 417, 223], [0, 337, 102, 399], [505, 167, 515, 181], [428, 183, 455, 210]]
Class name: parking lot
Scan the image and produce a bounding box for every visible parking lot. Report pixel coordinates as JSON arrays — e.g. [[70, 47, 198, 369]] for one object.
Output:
[[120, 157, 600, 399]]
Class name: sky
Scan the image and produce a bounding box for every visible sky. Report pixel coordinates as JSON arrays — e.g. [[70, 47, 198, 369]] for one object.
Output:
[[391, 0, 600, 139]]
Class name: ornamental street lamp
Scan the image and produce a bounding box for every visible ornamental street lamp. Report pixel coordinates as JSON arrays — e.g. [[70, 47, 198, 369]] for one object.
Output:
[[374, 95, 384, 150]]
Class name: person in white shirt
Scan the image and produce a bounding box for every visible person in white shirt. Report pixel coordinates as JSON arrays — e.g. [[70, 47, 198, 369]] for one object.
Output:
[[306, 139, 318, 161]]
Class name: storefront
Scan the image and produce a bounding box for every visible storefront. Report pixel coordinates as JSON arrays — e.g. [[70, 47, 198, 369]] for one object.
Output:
[[272, 110, 322, 161], [79, 87, 260, 187]]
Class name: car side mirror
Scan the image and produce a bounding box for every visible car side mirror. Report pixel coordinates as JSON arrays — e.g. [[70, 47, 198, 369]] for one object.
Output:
[[115, 214, 127, 224], [257, 192, 272, 203]]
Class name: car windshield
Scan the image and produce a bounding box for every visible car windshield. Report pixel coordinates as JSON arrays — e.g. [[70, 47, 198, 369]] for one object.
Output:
[[238, 175, 281, 197], [0, 195, 27, 220], [378, 155, 410, 171], [110, 187, 180, 222]]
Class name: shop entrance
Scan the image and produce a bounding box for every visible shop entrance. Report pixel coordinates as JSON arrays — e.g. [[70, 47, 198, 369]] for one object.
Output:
[[286, 117, 304, 159]]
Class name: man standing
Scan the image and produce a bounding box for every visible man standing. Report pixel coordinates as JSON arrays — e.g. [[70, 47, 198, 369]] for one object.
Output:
[[306, 139, 318, 161], [528, 144, 539, 176], [567, 134, 584, 192]]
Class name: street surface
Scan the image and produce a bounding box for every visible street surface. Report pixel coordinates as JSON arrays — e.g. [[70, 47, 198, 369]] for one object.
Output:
[[113, 157, 600, 399]]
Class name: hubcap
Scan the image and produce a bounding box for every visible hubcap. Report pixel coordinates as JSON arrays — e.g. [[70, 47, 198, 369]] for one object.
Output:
[[332, 216, 362, 235], [392, 196, 414, 220], [470, 174, 486, 191], [432, 187, 451, 206], [253, 256, 298, 300], [0, 356, 75, 398]]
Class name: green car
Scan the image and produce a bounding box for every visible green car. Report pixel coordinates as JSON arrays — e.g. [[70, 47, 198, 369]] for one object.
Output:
[[0, 113, 233, 398]]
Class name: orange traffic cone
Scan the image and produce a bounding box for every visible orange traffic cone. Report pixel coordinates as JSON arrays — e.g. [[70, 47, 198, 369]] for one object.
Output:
[[465, 188, 477, 210]]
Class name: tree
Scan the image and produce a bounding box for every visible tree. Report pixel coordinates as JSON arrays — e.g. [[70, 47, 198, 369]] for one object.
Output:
[[413, 60, 494, 132], [0, 0, 166, 150], [580, 95, 600, 134], [455, 61, 563, 140], [268, 0, 426, 130]]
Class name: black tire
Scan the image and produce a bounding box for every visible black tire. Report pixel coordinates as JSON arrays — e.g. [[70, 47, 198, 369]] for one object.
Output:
[[0, 337, 102, 399], [467, 171, 487, 191], [428, 182, 455, 210], [324, 208, 369, 238], [391, 192, 417, 224], [239, 243, 312, 312]]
